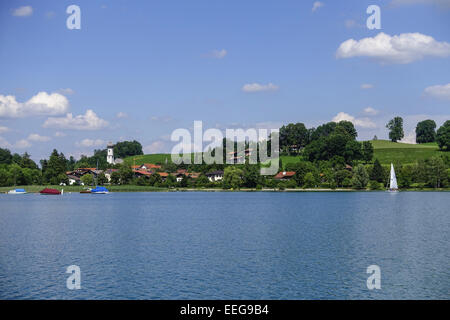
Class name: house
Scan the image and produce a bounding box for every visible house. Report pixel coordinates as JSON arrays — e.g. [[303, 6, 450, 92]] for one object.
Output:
[[172, 172, 185, 182], [67, 175, 84, 186], [104, 169, 118, 182], [206, 170, 224, 182], [133, 170, 152, 177], [140, 163, 162, 170], [157, 172, 169, 181], [274, 171, 296, 180]]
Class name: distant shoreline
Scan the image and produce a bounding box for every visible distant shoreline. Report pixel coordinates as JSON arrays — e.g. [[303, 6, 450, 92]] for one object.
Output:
[[1, 186, 449, 194]]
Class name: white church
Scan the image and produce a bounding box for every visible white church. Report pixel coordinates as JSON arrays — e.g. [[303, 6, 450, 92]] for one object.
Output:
[[106, 142, 124, 165]]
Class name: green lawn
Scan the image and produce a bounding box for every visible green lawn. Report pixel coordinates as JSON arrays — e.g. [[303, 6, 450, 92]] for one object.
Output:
[[123, 154, 173, 166], [371, 140, 442, 164]]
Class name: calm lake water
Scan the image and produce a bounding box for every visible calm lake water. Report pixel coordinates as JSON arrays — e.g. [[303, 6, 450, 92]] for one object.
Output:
[[0, 191, 449, 299]]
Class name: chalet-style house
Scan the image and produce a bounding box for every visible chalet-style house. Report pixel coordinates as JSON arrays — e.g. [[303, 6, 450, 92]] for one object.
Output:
[[206, 170, 224, 182]]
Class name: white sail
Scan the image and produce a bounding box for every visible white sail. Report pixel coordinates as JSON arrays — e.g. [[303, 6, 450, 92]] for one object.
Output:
[[389, 163, 398, 190]]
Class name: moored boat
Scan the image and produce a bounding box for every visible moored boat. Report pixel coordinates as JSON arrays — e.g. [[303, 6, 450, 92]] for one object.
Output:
[[8, 188, 27, 194], [80, 188, 92, 194], [39, 188, 61, 195], [91, 186, 109, 194]]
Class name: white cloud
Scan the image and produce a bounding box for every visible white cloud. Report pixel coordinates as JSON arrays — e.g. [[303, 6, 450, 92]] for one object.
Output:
[[208, 49, 227, 59], [336, 32, 450, 64], [150, 115, 172, 122], [242, 83, 279, 93], [332, 112, 377, 128], [116, 112, 128, 118], [58, 88, 75, 95], [0, 126, 9, 133], [424, 83, 450, 100], [76, 139, 106, 148], [0, 137, 12, 148], [143, 141, 167, 154], [27, 133, 51, 142], [312, 1, 324, 12], [361, 83, 374, 89], [43, 109, 109, 130], [364, 107, 379, 115], [12, 6, 33, 17], [399, 131, 417, 144], [54, 131, 66, 137], [0, 92, 69, 118], [15, 139, 31, 149]]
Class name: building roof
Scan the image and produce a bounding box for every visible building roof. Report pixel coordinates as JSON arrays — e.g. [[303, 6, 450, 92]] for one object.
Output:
[[133, 170, 152, 176], [142, 163, 162, 169], [274, 171, 296, 179], [158, 172, 169, 177], [67, 175, 81, 181]]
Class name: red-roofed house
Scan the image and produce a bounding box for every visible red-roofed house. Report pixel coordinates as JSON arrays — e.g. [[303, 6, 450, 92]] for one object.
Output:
[[141, 163, 162, 170]]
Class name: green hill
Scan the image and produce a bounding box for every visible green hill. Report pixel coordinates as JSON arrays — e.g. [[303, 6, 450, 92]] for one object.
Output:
[[124, 140, 443, 168], [123, 154, 172, 166], [371, 140, 441, 164]]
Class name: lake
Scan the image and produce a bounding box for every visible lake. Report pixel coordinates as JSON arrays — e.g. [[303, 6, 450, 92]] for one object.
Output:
[[0, 191, 449, 299]]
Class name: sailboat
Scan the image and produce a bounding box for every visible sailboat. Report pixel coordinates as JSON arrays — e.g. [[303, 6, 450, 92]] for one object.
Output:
[[387, 163, 399, 192]]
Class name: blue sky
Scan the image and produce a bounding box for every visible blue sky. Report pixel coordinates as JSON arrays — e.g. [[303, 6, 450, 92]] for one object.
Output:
[[0, 0, 449, 161]]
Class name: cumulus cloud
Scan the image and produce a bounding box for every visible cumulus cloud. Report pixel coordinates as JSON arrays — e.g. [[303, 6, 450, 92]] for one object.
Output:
[[361, 83, 374, 89], [0, 126, 9, 133], [54, 131, 66, 137], [150, 115, 172, 122], [312, 1, 324, 12], [27, 133, 51, 142], [424, 83, 450, 100], [143, 141, 167, 154], [43, 109, 109, 130], [116, 112, 128, 118], [206, 49, 227, 59], [76, 139, 106, 148], [242, 83, 279, 93], [332, 112, 377, 128], [336, 32, 450, 64], [364, 107, 379, 115], [0, 92, 69, 118], [0, 137, 11, 148], [12, 6, 33, 17], [58, 88, 75, 95], [15, 139, 31, 149]]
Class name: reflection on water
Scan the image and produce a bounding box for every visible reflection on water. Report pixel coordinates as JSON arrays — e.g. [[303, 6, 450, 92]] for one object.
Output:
[[0, 192, 449, 299]]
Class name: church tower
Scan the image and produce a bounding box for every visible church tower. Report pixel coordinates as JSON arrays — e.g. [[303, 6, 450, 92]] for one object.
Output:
[[107, 142, 114, 164]]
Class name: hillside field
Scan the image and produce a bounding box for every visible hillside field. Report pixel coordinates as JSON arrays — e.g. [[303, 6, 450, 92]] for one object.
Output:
[[124, 140, 445, 169]]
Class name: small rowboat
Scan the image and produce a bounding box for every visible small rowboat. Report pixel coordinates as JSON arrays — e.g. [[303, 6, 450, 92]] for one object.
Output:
[[8, 188, 27, 194], [39, 188, 61, 195], [80, 188, 92, 194]]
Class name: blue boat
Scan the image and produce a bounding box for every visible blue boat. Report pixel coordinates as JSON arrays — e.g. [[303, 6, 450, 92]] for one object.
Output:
[[8, 188, 27, 194], [91, 186, 109, 194]]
